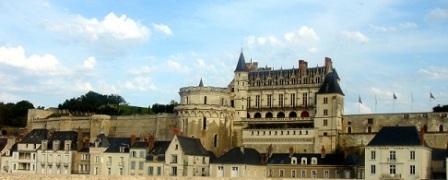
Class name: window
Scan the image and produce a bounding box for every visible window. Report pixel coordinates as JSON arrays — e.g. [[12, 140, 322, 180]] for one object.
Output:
[[119, 167, 123, 175], [291, 157, 297, 164], [390, 165, 396, 175], [323, 119, 328, 126], [410, 165, 415, 175], [255, 95, 261, 108], [157, 167, 161, 175], [311, 170, 317, 178], [390, 151, 396, 161], [367, 118, 373, 124], [302, 93, 308, 106], [278, 94, 284, 107], [107, 167, 111, 175], [213, 134, 218, 147], [139, 162, 144, 170], [323, 97, 328, 104], [301, 157, 307, 164], [247, 97, 250, 108], [131, 151, 136, 157], [371, 150, 376, 160], [291, 170, 296, 178], [175, 144, 178, 150], [267, 94, 272, 107], [268, 169, 273, 177], [107, 156, 112, 165], [95, 156, 99, 163], [94, 166, 98, 175], [311, 157, 317, 164], [301, 170, 306, 178], [139, 151, 144, 158], [202, 117, 207, 130], [371, 165, 376, 174], [148, 166, 154, 175], [324, 170, 329, 178], [171, 167, 177, 176], [204, 96, 207, 104], [279, 169, 284, 177], [290, 93, 296, 107], [172, 155, 178, 163], [323, 109, 328, 115], [130, 161, 136, 170], [410, 150, 415, 160]]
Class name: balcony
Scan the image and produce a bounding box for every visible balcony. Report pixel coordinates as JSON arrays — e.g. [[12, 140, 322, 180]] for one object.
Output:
[[381, 173, 403, 180]]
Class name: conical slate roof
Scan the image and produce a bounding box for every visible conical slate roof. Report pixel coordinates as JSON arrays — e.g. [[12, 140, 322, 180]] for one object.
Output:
[[199, 78, 204, 87], [317, 69, 344, 95], [234, 52, 247, 72]]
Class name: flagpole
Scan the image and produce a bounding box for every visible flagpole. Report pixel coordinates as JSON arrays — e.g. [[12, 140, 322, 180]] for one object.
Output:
[[411, 92, 413, 112], [374, 94, 377, 113]]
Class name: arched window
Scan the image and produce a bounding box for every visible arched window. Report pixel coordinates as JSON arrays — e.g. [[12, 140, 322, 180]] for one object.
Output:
[[440, 125, 444, 132], [254, 112, 261, 118], [213, 134, 218, 148], [300, 111, 309, 118], [277, 112, 285, 118], [367, 126, 372, 133], [348, 127, 352, 133], [204, 96, 207, 104], [289, 112, 297, 117], [247, 113, 251, 118], [266, 112, 273, 118]]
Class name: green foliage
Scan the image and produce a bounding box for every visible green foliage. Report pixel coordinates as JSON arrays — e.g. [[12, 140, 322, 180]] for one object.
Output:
[[58, 91, 127, 115], [0, 100, 34, 127], [433, 104, 448, 112]]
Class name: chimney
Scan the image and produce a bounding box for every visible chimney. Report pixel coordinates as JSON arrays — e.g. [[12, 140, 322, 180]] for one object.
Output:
[[131, 134, 136, 146], [147, 134, 155, 150], [240, 146, 245, 154], [320, 145, 326, 158], [324, 57, 332, 73], [288, 146, 294, 157], [420, 126, 425, 145], [299, 60, 307, 75], [173, 127, 180, 136]]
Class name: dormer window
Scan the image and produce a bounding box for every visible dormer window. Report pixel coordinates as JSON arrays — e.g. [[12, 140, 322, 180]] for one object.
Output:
[[301, 157, 307, 165], [42, 140, 48, 151], [311, 157, 317, 164], [64, 140, 71, 151], [94, 141, 99, 147], [291, 157, 297, 164], [53, 140, 60, 151], [119, 146, 125, 153]]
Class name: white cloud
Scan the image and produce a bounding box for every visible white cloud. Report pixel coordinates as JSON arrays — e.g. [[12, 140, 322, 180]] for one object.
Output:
[[418, 66, 448, 80], [284, 26, 320, 42], [152, 23, 173, 36], [0, 46, 65, 74], [0, 92, 22, 103], [341, 31, 370, 43], [49, 12, 150, 43], [166, 59, 191, 74], [369, 25, 396, 32], [83, 56, 96, 69], [75, 82, 94, 92], [123, 76, 157, 91], [399, 22, 418, 29], [359, 103, 372, 114], [425, 7, 448, 23]]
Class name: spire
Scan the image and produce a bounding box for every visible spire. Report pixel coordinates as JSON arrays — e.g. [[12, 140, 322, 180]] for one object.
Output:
[[199, 78, 204, 87], [234, 51, 247, 72], [317, 69, 344, 95]]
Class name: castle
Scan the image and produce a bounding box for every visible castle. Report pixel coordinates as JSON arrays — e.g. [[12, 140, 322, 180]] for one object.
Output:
[[26, 52, 448, 157]]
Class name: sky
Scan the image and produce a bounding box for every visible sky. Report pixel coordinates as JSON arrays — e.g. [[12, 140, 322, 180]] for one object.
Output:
[[0, 0, 447, 114]]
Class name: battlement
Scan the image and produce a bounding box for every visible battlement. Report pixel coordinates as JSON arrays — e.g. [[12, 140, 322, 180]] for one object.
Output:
[[179, 86, 230, 94]]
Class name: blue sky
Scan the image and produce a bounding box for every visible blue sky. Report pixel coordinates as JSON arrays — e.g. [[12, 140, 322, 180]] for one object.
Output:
[[0, 0, 447, 114]]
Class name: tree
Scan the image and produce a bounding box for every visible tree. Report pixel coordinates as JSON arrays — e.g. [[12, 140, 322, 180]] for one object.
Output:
[[58, 91, 127, 115], [433, 104, 448, 112]]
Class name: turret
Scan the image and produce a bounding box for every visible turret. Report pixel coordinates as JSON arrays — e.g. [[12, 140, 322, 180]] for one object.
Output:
[[233, 51, 249, 119]]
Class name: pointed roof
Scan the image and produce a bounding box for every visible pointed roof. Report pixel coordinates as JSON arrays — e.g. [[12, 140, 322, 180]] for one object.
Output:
[[367, 126, 424, 146], [176, 136, 209, 156], [234, 52, 247, 72], [20, 129, 49, 144], [317, 69, 344, 95], [199, 78, 204, 87]]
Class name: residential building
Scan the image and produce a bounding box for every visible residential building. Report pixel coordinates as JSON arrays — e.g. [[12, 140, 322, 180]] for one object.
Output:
[[100, 137, 130, 176], [365, 126, 432, 180], [10, 129, 48, 174], [129, 136, 151, 176], [146, 141, 170, 176], [36, 131, 77, 175], [165, 135, 211, 177], [210, 146, 265, 178]]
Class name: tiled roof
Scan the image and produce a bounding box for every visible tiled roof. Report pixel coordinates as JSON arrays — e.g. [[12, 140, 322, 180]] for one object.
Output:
[[20, 129, 49, 144], [367, 126, 423, 146], [317, 69, 344, 95], [212, 147, 262, 165], [234, 52, 247, 72], [177, 136, 209, 156], [266, 153, 345, 165]]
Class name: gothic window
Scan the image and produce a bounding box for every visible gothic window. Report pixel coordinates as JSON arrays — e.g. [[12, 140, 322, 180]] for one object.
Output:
[[289, 111, 297, 117], [277, 112, 285, 118], [300, 111, 309, 118], [278, 94, 284, 107], [202, 117, 207, 130], [302, 93, 308, 106], [213, 134, 218, 148], [255, 95, 261, 108], [291, 78, 296, 84], [279, 79, 284, 85], [290, 93, 296, 107], [254, 112, 261, 118], [267, 94, 272, 107], [247, 113, 251, 118], [266, 112, 273, 118]]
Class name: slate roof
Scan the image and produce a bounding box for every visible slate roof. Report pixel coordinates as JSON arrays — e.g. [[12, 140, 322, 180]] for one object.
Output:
[[131, 141, 149, 149], [92, 133, 110, 147], [78, 147, 89, 153], [149, 141, 170, 155], [212, 147, 262, 165], [104, 137, 131, 153], [199, 78, 204, 87], [177, 136, 209, 156], [20, 129, 49, 144], [47, 131, 78, 150], [266, 153, 345, 165], [234, 52, 247, 72], [367, 126, 424, 146], [0, 138, 7, 152], [317, 69, 344, 95], [431, 149, 448, 161]]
